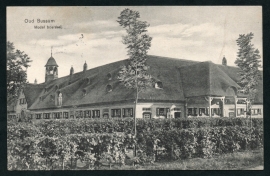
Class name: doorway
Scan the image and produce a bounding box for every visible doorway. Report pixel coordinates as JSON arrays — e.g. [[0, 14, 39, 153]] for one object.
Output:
[[174, 112, 181, 118]]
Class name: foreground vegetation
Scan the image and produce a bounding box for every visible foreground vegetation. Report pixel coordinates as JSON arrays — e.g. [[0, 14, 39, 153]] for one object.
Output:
[[7, 118, 263, 170], [97, 149, 263, 170]]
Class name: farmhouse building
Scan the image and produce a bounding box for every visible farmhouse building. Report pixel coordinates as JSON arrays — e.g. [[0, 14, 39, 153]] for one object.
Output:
[[8, 54, 263, 120]]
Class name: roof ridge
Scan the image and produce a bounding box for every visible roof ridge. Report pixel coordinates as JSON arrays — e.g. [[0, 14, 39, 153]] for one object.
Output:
[[148, 55, 199, 63]]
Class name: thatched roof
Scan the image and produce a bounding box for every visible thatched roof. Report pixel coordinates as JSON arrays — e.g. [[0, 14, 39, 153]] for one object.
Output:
[[23, 55, 262, 110], [179, 61, 240, 97]]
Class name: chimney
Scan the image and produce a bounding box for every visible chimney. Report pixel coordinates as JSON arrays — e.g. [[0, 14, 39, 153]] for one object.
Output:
[[83, 61, 87, 73], [34, 78, 37, 84], [222, 55, 227, 66], [70, 65, 74, 76]]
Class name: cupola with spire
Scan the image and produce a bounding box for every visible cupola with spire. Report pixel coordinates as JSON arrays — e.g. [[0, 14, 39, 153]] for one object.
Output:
[[45, 47, 58, 82], [222, 55, 227, 66]]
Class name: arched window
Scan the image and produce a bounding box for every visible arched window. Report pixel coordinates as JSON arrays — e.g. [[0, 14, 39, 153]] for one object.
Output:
[[53, 67, 58, 75], [107, 73, 112, 80], [106, 85, 112, 92], [49, 66, 53, 74], [155, 81, 163, 89]]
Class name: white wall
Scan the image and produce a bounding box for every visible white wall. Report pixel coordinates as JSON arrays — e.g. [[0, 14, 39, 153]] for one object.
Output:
[[136, 102, 184, 118]]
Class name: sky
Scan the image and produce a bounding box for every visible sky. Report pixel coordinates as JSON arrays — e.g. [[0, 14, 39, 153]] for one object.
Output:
[[7, 6, 262, 84]]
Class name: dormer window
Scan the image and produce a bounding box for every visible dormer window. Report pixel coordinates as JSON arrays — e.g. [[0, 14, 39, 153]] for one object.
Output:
[[85, 77, 90, 84], [57, 91, 62, 106], [82, 88, 87, 96], [44, 87, 48, 92], [155, 81, 163, 89], [55, 85, 59, 90], [39, 97, 42, 102], [107, 73, 112, 80], [106, 85, 112, 92]]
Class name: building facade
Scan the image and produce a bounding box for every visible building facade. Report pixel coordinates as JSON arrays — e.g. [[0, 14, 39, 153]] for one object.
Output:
[[8, 55, 263, 121]]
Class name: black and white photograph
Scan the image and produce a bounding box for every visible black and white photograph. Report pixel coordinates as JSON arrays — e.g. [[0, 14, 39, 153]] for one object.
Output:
[[7, 6, 263, 170]]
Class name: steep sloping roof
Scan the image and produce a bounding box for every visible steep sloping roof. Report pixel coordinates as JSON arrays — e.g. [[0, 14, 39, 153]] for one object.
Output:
[[218, 65, 263, 104], [23, 84, 45, 108], [45, 57, 58, 67], [179, 61, 240, 97], [25, 55, 263, 110]]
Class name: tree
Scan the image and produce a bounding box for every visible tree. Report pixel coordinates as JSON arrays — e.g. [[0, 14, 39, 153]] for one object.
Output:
[[234, 33, 262, 119], [7, 41, 32, 103], [117, 8, 153, 147]]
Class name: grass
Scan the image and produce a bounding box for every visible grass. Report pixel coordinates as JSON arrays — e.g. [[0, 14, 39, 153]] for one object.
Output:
[[95, 149, 263, 170]]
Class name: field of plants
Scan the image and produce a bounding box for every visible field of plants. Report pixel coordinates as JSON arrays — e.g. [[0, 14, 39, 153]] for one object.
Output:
[[7, 118, 263, 170]]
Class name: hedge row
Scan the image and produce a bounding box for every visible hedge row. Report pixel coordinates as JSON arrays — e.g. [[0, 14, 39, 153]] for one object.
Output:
[[7, 121, 263, 170], [10, 117, 263, 136]]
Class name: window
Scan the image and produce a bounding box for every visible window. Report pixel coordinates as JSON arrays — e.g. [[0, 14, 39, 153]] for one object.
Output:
[[106, 85, 112, 92], [75, 111, 83, 118], [102, 109, 109, 118], [92, 110, 100, 118], [84, 110, 91, 118], [43, 113, 50, 119], [143, 112, 151, 119], [155, 81, 163, 89], [206, 108, 209, 115], [251, 109, 258, 115], [187, 108, 193, 116], [237, 108, 245, 116], [212, 108, 220, 116], [143, 108, 151, 111], [53, 112, 62, 119], [258, 109, 262, 115], [55, 85, 59, 90], [193, 108, 197, 116], [36, 114, 42, 119], [19, 98, 26, 104], [199, 108, 206, 116], [156, 108, 169, 116], [123, 108, 133, 117], [188, 108, 199, 116], [63, 112, 69, 119], [111, 109, 121, 118]]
